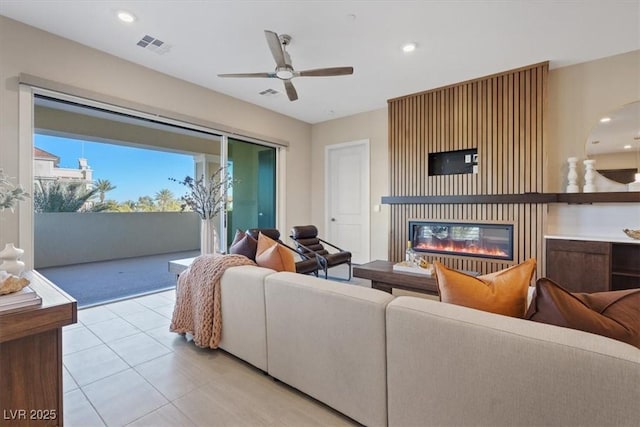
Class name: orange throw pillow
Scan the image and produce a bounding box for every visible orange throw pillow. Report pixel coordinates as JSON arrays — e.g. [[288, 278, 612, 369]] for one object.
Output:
[[526, 278, 640, 349], [434, 259, 536, 318], [255, 232, 296, 272]]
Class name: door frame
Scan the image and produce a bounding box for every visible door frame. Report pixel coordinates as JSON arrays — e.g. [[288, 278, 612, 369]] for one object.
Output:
[[324, 139, 370, 264]]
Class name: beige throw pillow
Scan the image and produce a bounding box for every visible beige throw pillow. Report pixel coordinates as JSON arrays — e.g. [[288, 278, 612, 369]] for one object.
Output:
[[255, 233, 296, 272]]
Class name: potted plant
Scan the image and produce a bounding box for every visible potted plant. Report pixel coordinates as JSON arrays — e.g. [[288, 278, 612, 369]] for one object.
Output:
[[171, 167, 232, 254], [0, 169, 29, 213]]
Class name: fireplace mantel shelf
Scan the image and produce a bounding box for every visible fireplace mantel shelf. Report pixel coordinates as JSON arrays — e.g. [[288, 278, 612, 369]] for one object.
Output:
[[381, 192, 640, 205]]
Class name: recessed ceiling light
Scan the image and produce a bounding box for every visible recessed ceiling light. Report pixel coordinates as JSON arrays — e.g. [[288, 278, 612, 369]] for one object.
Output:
[[624, 144, 632, 149], [600, 117, 611, 123], [117, 11, 136, 23], [402, 42, 417, 53]]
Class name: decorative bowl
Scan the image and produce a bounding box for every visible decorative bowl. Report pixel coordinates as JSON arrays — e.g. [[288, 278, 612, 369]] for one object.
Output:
[[622, 228, 640, 240]]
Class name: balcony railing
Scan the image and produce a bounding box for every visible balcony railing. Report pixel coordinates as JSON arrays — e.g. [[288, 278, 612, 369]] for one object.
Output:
[[35, 212, 199, 268]]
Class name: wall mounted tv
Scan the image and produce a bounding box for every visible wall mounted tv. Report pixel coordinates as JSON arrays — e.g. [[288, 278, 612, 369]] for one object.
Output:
[[428, 148, 477, 176]]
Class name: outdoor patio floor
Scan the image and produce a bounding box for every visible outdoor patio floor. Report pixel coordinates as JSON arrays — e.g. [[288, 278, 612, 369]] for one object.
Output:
[[38, 250, 200, 308], [38, 252, 374, 309]]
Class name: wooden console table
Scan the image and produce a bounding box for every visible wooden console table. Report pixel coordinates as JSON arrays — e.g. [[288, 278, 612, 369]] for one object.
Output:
[[0, 271, 77, 426], [353, 260, 439, 296]]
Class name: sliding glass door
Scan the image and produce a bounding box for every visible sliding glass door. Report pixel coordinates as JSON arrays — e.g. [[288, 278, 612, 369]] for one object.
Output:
[[28, 92, 279, 265], [226, 138, 277, 245]]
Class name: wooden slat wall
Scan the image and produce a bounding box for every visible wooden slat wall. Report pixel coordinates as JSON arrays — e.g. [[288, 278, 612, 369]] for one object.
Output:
[[388, 62, 548, 276]]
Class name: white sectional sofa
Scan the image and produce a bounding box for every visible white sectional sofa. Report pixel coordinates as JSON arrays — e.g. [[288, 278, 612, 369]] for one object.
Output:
[[215, 266, 640, 427]]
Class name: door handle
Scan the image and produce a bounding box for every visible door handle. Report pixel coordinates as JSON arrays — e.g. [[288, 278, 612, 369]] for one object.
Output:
[[331, 218, 336, 222]]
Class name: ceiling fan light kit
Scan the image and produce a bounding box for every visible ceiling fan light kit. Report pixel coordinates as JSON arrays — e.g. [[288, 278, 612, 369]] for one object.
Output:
[[217, 30, 354, 101]]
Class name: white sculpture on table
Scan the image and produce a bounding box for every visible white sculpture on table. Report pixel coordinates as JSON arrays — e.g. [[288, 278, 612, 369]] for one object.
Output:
[[0, 243, 25, 276], [583, 159, 596, 193], [566, 157, 579, 193]]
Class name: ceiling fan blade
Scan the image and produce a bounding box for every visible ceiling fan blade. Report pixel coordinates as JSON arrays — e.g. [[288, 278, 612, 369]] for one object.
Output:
[[283, 80, 298, 101], [264, 30, 286, 68], [217, 72, 275, 78], [297, 67, 354, 77]]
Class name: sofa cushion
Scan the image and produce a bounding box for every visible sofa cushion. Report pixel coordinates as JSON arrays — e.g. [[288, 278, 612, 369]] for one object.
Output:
[[526, 277, 640, 349], [229, 229, 258, 260], [265, 272, 394, 427], [434, 259, 536, 318], [219, 265, 275, 371], [255, 233, 296, 272]]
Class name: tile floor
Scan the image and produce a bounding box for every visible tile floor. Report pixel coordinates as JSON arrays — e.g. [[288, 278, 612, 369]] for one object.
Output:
[[63, 288, 359, 427]]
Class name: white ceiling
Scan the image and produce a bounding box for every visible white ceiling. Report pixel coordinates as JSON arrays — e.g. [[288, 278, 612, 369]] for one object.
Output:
[[1, 1, 639, 124]]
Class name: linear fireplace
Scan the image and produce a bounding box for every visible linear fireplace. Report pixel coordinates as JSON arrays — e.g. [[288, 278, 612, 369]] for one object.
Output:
[[409, 221, 514, 261]]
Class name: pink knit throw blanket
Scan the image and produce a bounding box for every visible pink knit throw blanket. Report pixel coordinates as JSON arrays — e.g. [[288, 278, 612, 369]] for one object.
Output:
[[170, 253, 256, 348]]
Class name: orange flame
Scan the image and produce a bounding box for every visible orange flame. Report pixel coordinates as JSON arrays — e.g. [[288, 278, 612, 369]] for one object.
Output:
[[414, 241, 509, 257]]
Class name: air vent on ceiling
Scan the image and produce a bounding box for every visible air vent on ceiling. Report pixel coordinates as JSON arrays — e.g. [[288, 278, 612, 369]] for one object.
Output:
[[136, 35, 171, 55], [259, 88, 279, 96]]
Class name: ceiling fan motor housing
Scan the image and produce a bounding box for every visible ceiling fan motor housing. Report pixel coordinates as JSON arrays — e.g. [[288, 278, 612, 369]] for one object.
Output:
[[275, 66, 294, 80], [279, 34, 292, 46]]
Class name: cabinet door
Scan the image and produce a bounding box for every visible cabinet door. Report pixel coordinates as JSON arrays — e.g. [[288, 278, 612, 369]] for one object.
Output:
[[0, 329, 61, 426], [546, 239, 611, 293]]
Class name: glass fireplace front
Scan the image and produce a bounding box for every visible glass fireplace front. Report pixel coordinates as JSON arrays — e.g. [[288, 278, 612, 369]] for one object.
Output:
[[409, 221, 514, 261]]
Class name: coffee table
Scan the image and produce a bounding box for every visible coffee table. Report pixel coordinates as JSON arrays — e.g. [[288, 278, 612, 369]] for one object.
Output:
[[353, 260, 439, 296]]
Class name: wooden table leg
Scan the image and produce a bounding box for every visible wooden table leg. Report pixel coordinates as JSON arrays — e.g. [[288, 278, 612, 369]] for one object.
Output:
[[371, 281, 393, 294]]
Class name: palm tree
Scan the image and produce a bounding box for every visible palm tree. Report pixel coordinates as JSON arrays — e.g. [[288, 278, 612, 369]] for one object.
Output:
[[95, 179, 116, 203], [118, 200, 137, 212], [155, 189, 175, 212], [137, 195, 155, 212], [34, 181, 106, 213]]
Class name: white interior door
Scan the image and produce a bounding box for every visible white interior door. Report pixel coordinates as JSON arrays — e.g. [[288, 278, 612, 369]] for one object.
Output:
[[326, 140, 370, 264]]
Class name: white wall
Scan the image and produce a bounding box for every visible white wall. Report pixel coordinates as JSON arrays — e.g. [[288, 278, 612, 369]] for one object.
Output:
[[547, 50, 640, 192], [311, 108, 389, 261], [0, 16, 311, 248]]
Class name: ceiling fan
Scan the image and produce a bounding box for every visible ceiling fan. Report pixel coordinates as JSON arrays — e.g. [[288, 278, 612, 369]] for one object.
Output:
[[217, 30, 354, 101]]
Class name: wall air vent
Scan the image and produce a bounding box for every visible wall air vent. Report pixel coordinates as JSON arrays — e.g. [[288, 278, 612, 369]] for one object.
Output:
[[136, 35, 171, 55], [259, 88, 280, 96]]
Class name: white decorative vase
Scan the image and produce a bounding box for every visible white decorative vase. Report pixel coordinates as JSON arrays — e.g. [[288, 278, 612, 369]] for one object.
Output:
[[566, 157, 579, 193], [0, 243, 25, 276], [200, 218, 219, 255], [583, 159, 596, 193]]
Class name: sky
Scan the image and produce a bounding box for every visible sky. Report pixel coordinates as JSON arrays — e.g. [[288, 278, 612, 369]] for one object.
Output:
[[35, 134, 195, 203]]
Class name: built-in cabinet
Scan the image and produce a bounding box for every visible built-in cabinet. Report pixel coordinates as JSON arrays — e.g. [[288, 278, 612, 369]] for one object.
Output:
[[546, 238, 640, 293]]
